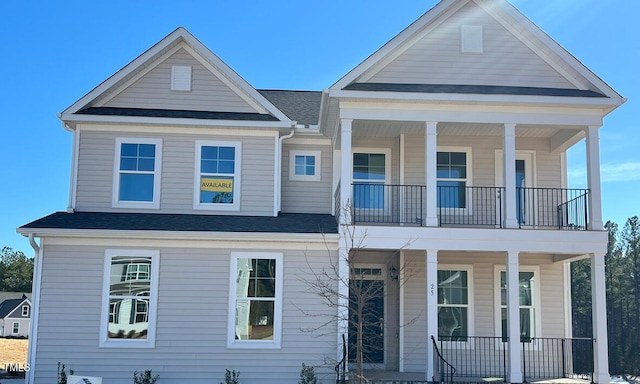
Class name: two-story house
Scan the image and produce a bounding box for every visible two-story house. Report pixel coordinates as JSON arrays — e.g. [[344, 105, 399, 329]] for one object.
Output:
[[18, 1, 625, 383]]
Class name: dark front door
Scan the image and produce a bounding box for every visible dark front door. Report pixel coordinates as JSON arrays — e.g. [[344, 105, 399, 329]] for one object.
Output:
[[349, 279, 385, 364]]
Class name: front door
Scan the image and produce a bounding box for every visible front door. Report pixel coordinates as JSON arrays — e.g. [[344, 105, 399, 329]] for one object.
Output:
[[349, 272, 385, 366]]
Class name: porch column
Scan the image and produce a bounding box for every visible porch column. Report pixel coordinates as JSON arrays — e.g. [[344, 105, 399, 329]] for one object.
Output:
[[506, 251, 523, 383], [340, 119, 353, 225], [585, 126, 604, 231], [425, 249, 438, 381], [338, 119, 353, 366], [591, 252, 609, 383], [425, 122, 438, 226], [503, 124, 519, 229]]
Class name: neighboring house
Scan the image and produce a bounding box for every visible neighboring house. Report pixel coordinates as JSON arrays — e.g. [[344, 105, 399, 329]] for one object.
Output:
[[0, 293, 31, 337], [17, 1, 625, 383]]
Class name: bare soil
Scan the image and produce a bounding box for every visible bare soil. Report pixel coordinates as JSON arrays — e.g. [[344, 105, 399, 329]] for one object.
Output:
[[0, 338, 28, 375]]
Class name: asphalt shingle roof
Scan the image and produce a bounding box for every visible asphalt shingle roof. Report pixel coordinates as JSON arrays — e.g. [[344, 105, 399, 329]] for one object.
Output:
[[76, 107, 279, 121], [343, 83, 607, 98], [20, 212, 338, 234], [0, 296, 28, 318], [258, 90, 322, 127]]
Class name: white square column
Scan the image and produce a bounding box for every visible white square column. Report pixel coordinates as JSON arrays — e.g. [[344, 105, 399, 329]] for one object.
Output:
[[585, 126, 604, 231], [425, 122, 438, 227], [425, 249, 439, 381], [503, 124, 519, 229], [506, 250, 523, 383], [591, 252, 609, 383], [340, 119, 353, 225]]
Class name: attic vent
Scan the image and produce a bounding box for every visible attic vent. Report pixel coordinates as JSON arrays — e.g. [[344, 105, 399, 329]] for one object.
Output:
[[171, 65, 192, 91], [461, 25, 483, 53]]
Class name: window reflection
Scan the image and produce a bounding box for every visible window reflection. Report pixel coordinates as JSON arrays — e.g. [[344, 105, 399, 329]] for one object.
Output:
[[108, 256, 152, 339]]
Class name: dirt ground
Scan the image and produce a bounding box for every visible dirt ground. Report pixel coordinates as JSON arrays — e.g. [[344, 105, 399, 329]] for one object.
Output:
[[0, 338, 28, 365]]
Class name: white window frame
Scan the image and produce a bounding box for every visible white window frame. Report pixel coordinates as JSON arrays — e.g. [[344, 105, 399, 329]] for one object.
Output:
[[436, 146, 472, 213], [194, 140, 242, 211], [437, 265, 474, 344], [100, 249, 160, 348], [227, 252, 283, 349], [22, 305, 29, 317], [289, 150, 321, 182], [171, 65, 192, 91], [112, 137, 163, 209], [352, 148, 392, 211], [12, 322, 19, 334], [493, 265, 542, 343]]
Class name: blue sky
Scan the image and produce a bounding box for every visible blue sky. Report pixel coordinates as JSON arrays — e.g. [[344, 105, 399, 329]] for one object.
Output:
[[0, 0, 637, 255]]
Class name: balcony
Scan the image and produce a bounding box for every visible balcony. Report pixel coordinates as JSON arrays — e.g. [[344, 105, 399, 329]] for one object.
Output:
[[349, 184, 590, 230]]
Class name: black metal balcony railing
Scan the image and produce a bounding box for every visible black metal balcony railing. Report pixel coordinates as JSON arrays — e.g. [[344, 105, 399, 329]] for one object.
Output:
[[349, 184, 590, 230], [436, 336, 594, 381]]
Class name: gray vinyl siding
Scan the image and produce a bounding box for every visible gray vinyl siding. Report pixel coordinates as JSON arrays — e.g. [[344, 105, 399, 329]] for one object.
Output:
[[33, 243, 337, 384], [75, 129, 275, 215], [281, 143, 332, 214], [402, 134, 561, 188], [104, 48, 257, 113], [401, 251, 567, 372], [368, 2, 574, 89]]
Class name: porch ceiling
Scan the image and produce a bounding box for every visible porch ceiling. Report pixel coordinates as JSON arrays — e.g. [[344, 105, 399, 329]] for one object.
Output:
[[351, 120, 584, 139]]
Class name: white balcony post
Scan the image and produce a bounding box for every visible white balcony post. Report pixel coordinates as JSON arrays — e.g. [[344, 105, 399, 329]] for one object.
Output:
[[506, 250, 523, 383], [340, 119, 353, 225], [425, 122, 438, 226], [586, 126, 604, 231], [425, 249, 438, 381], [503, 124, 519, 229], [591, 252, 609, 383]]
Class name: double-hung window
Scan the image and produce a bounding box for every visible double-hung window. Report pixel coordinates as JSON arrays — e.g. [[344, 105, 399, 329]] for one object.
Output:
[[194, 141, 241, 210], [437, 148, 471, 209], [228, 252, 283, 349], [22, 305, 29, 317], [113, 138, 162, 209], [12, 322, 19, 334], [438, 267, 472, 341], [496, 267, 540, 342], [289, 150, 321, 181], [353, 150, 390, 210], [101, 249, 159, 348]]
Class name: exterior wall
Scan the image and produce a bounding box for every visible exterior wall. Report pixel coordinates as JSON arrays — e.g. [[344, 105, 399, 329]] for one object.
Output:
[[75, 128, 276, 215], [1, 317, 29, 337], [104, 48, 257, 113], [368, 2, 574, 89], [401, 250, 567, 372], [281, 142, 333, 214], [33, 241, 337, 384]]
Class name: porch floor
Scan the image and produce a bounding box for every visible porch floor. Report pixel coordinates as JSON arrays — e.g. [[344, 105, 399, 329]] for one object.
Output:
[[360, 370, 591, 384]]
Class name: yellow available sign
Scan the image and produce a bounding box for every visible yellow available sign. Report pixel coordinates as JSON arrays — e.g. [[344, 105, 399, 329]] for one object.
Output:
[[201, 178, 233, 192]]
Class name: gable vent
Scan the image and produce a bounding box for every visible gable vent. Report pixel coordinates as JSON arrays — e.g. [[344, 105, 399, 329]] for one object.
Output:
[[461, 25, 483, 54], [171, 65, 192, 91]]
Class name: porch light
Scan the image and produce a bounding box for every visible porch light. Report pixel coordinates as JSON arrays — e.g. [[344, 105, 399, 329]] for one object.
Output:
[[389, 266, 398, 280]]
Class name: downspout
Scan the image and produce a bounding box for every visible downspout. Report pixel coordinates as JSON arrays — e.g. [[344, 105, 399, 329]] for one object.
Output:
[[26, 233, 42, 384], [275, 126, 296, 215]]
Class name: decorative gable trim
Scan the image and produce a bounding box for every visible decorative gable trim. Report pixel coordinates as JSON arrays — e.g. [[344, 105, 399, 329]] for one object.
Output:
[[61, 27, 291, 126]]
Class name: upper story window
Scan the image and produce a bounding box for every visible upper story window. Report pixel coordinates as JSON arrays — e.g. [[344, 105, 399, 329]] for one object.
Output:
[[22, 305, 29, 317], [194, 140, 241, 211], [437, 147, 471, 209], [353, 149, 391, 210], [101, 249, 159, 348], [113, 138, 162, 209], [228, 252, 283, 349], [289, 150, 321, 181]]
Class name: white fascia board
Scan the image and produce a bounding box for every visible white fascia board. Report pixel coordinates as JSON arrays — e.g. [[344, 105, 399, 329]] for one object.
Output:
[[348, 225, 608, 255], [19, 229, 339, 251], [60, 113, 291, 129], [338, 103, 604, 127], [331, 0, 464, 90]]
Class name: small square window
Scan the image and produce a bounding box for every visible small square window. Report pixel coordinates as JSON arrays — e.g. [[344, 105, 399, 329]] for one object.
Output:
[[289, 150, 321, 181]]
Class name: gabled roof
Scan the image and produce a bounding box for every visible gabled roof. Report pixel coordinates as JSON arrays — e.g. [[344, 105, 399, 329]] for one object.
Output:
[[0, 294, 30, 319], [331, 0, 623, 102], [258, 90, 322, 127], [60, 27, 292, 128]]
